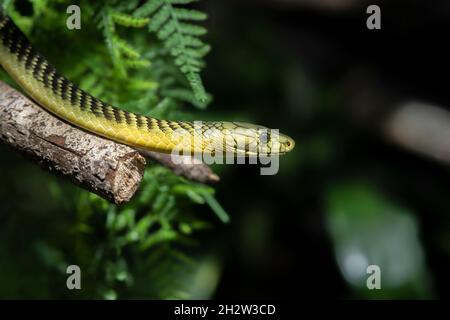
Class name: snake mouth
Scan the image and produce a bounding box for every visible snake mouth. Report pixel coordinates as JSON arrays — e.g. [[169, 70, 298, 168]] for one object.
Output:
[[282, 136, 295, 153], [272, 133, 295, 155]]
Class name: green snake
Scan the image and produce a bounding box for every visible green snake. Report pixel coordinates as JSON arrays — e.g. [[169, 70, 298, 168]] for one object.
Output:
[[0, 11, 294, 157]]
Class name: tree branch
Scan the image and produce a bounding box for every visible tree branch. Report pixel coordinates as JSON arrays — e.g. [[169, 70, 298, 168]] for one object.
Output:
[[0, 81, 146, 205], [0, 81, 220, 205], [139, 150, 220, 184]]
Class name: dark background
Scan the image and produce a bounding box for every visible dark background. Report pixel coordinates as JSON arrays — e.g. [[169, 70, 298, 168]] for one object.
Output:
[[202, 0, 450, 299]]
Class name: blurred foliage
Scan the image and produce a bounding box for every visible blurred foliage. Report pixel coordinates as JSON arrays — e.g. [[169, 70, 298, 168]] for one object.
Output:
[[325, 182, 433, 298], [198, 2, 446, 299], [0, 0, 225, 299]]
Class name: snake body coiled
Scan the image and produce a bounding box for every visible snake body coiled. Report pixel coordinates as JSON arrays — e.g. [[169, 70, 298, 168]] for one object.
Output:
[[0, 11, 294, 156]]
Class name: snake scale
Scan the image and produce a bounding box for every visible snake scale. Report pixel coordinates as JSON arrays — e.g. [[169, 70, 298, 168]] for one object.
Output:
[[0, 11, 294, 157]]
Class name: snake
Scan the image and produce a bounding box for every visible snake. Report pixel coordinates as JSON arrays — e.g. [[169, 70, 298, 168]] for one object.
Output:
[[0, 11, 294, 157]]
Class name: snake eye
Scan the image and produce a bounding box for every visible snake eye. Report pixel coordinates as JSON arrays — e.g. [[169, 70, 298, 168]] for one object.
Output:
[[259, 131, 270, 143]]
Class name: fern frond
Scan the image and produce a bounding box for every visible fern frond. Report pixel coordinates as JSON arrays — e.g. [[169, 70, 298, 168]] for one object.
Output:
[[162, 87, 211, 109], [172, 8, 206, 21], [100, 7, 127, 76], [124, 58, 151, 69], [169, 0, 200, 4], [178, 23, 207, 36], [112, 12, 150, 28], [135, 0, 211, 106], [134, 0, 164, 17], [100, 6, 154, 77], [116, 38, 141, 59], [127, 79, 159, 91], [113, 0, 141, 12]]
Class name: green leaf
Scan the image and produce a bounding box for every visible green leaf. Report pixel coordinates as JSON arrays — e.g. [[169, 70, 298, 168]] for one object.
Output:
[[101, 7, 127, 77], [116, 39, 141, 59], [169, 0, 199, 4], [140, 229, 178, 250], [173, 8, 207, 21], [124, 58, 152, 69], [179, 23, 207, 36], [112, 13, 150, 28], [135, 0, 164, 18], [203, 193, 230, 224], [114, 208, 135, 231]]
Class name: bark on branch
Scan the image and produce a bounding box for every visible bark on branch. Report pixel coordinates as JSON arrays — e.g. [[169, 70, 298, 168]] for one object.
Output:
[[0, 81, 146, 205], [139, 150, 219, 184]]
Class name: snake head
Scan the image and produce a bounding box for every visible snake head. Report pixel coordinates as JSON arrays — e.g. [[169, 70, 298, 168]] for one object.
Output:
[[277, 131, 295, 155], [219, 122, 295, 157], [170, 121, 295, 157]]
